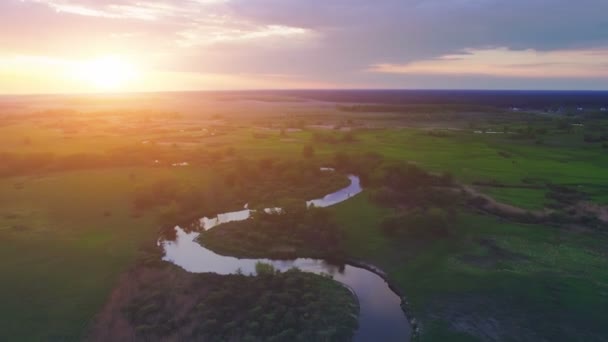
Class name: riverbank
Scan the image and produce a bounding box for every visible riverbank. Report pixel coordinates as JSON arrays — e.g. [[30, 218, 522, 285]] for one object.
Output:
[[345, 259, 420, 340], [88, 252, 359, 341], [198, 227, 418, 340], [163, 224, 413, 341]]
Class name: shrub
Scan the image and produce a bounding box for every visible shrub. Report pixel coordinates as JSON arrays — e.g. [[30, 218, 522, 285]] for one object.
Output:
[[342, 132, 355, 142], [302, 145, 315, 159], [255, 262, 277, 276]]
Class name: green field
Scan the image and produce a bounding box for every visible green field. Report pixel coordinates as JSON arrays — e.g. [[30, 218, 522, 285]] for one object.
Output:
[[1, 96, 608, 341], [332, 195, 608, 341], [481, 187, 549, 210], [0, 168, 218, 340]]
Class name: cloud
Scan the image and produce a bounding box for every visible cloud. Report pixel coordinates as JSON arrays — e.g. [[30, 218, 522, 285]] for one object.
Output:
[[28, 0, 227, 20], [194, 0, 608, 83], [370, 48, 608, 78], [1, 0, 608, 90], [176, 23, 313, 47]]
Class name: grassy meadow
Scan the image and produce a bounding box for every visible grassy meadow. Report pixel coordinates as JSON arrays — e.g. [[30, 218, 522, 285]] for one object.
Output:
[[0, 167, 217, 340], [1, 93, 608, 341], [332, 195, 608, 341]]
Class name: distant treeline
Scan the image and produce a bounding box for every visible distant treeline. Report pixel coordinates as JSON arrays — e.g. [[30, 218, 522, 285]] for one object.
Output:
[[0, 148, 154, 176], [0, 145, 235, 177], [274, 89, 608, 108], [337, 103, 502, 114]]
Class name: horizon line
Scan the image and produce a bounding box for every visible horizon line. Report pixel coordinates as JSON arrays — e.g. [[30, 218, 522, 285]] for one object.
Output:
[[2, 88, 608, 97]]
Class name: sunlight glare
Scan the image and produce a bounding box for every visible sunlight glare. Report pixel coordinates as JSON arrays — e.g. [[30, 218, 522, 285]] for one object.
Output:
[[73, 56, 138, 91]]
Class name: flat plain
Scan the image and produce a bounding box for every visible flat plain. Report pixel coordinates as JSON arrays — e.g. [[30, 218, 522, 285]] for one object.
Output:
[[1, 91, 607, 341]]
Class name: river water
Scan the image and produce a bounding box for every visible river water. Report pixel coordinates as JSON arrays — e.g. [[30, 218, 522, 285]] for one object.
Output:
[[160, 174, 411, 341]]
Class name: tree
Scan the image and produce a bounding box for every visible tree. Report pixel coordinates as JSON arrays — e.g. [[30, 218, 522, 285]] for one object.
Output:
[[302, 144, 315, 159], [255, 262, 277, 276], [333, 151, 350, 168], [342, 132, 355, 142], [158, 201, 180, 227]]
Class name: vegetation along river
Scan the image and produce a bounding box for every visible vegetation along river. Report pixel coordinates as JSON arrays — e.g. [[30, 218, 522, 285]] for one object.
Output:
[[160, 174, 412, 341]]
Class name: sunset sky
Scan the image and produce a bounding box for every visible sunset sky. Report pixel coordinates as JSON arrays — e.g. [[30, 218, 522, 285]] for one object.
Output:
[[1, 0, 608, 93]]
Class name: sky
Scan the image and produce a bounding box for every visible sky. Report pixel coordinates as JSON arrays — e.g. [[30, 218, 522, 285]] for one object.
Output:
[[1, 0, 608, 93]]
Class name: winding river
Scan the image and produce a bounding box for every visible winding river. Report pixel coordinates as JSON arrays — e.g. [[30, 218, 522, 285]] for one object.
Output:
[[160, 174, 412, 341]]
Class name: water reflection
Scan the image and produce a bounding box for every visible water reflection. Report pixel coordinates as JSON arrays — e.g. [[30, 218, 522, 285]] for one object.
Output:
[[162, 227, 411, 341], [200, 209, 252, 230], [159, 172, 409, 341], [307, 175, 362, 208], [199, 175, 363, 230]]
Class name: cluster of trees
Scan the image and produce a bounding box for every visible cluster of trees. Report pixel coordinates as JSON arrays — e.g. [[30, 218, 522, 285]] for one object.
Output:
[[201, 205, 344, 259], [370, 185, 460, 210], [330, 151, 453, 194], [504, 118, 608, 144], [0, 151, 152, 177], [336, 104, 501, 115], [371, 164, 458, 240], [125, 267, 358, 342], [583, 133, 608, 143], [0, 144, 191, 177], [302, 144, 314, 158], [217, 159, 349, 207], [508, 126, 549, 142], [0, 152, 57, 176], [427, 130, 451, 138], [133, 158, 350, 227], [201, 154, 461, 252], [555, 120, 576, 132], [327, 153, 460, 240], [133, 178, 237, 227], [371, 162, 453, 190], [328, 151, 459, 213]]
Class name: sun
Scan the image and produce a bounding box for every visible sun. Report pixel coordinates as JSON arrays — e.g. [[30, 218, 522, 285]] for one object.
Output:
[[73, 56, 138, 91]]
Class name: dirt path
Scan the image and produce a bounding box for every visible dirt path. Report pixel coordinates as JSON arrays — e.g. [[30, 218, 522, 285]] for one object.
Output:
[[462, 185, 551, 219], [463, 185, 608, 225], [576, 202, 608, 223]]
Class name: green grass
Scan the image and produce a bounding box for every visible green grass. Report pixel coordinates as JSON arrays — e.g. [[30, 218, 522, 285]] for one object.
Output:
[[2, 109, 608, 341], [332, 193, 393, 262], [332, 195, 608, 341], [481, 187, 549, 210], [5, 117, 608, 209], [0, 167, 215, 341], [331, 128, 608, 209]]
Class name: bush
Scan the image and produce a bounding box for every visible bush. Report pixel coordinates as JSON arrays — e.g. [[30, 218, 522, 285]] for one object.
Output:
[[342, 132, 356, 142], [201, 206, 344, 259], [302, 145, 315, 159], [255, 262, 277, 276], [333, 152, 351, 169]]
